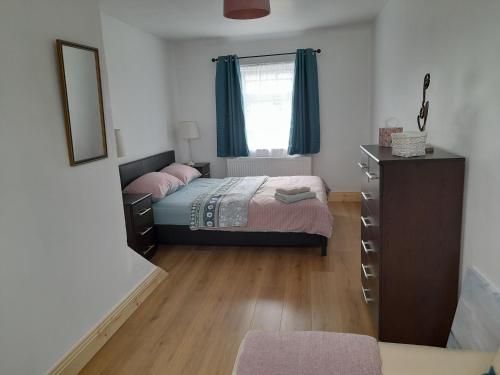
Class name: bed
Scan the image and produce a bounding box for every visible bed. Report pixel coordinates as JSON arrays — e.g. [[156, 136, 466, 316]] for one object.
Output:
[[119, 151, 332, 255]]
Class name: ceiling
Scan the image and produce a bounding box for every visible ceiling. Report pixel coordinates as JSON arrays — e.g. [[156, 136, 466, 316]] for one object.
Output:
[[99, 0, 387, 40]]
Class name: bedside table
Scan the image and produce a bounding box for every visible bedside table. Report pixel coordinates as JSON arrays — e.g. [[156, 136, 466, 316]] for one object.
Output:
[[187, 162, 210, 178], [122, 193, 156, 259]]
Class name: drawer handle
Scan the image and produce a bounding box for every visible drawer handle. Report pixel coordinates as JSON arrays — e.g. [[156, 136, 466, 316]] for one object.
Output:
[[361, 216, 375, 228], [143, 244, 155, 256], [365, 171, 379, 181], [139, 226, 153, 236], [357, 161, 368, 170], [362, 240, 376, 254], [362, 263, 375, 279], [362, 287, 374, 304], [137, 208, 152, 217], [361, 192, 373, 201]]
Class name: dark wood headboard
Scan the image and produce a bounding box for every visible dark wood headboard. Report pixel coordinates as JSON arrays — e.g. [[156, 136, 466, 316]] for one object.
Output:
[[119, 151, 175, 188]]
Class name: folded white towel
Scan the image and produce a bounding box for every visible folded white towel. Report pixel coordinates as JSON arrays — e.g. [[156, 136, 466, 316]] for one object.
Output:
[[275, 191, 316, 204], [276, 187, 311, 195]]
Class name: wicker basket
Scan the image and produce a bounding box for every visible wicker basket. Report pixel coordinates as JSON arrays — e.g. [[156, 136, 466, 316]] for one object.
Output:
[[391, 131, 427, 157]]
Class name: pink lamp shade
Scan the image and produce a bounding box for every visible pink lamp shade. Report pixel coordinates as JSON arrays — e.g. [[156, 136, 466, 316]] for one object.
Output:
[[224, 0, 271, 20]]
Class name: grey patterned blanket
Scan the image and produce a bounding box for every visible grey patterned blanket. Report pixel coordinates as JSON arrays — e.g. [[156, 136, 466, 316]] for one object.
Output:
[[190, 176, 267, 229]]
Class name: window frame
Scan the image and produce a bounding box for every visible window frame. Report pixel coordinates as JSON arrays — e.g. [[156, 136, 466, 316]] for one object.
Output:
[[240, 59, 296, 157]]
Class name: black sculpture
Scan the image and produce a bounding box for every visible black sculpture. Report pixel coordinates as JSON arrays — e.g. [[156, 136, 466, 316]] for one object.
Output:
[[417, 73, 431, 132]]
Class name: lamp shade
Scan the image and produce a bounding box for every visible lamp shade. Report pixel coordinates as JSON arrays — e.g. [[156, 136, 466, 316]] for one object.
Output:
[[224, 0, 270, 20], [114, 128, 126, 158], [177, 121, 200, 140]]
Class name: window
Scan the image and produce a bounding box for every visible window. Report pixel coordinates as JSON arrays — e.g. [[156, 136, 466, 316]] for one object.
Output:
[[240, 61, 295, 156]]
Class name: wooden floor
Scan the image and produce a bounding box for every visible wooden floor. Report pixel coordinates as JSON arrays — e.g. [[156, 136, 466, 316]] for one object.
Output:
[[82, 202, 374, 375]]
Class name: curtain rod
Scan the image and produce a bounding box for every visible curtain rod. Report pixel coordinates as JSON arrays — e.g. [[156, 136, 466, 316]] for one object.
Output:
[[211, 49, 321, 62]]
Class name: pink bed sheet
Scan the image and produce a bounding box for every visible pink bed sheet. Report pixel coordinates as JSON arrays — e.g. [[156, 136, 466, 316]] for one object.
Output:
[[223, 176, 333, 238]]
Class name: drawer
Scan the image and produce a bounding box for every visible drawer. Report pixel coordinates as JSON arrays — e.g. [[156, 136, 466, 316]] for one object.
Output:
[[361, 244, 379, 280], [361, 273, 380, 335], [361, 270, 379, 302], [132, 196, 152, 217], [135, 223, 154, 240], [361, 166, 380, 197], [361, 173, 379, 199], [359, 149, 380, 176], [132, 206, 154, 231], [136, 229, 156, 257], [361, 224, 380, 258], [358, 150, 370, 171], [361, 243, 379, 278], [361, 199, 379, 229], [361, 179, 379, 219], [368, 156, 379, 176]]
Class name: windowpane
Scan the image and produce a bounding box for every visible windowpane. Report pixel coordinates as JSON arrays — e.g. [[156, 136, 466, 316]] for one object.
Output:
[[240, 61, 294, 156]]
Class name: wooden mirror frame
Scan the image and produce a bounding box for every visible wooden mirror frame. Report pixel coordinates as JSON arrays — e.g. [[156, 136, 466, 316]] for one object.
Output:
[[56, 39, 108, 166]]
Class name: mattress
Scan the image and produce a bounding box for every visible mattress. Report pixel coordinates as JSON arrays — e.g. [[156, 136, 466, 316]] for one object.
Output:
[[153, 176, 333, 237]]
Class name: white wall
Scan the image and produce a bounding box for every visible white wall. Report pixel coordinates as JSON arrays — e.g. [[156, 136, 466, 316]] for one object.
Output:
[[173, 24, 374, 191], [372, 0, 500, 287], [100, 13, 178, 163], [0, 1, 155, 374]]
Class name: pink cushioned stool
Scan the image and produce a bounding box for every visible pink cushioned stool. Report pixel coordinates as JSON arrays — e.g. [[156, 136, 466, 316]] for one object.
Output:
[[233, 331, 382, 375]]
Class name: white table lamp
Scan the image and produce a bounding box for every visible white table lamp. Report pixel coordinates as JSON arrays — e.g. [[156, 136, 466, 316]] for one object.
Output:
[[177, 121, 200, 166]]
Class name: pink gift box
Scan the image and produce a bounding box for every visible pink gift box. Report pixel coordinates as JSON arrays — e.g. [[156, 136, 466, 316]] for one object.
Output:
[[379, 127, 403, 147]]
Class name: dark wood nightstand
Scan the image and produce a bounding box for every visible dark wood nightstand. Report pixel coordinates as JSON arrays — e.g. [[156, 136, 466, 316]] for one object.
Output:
[[187, 162, 210, 178], [122, 193, 156, 259]]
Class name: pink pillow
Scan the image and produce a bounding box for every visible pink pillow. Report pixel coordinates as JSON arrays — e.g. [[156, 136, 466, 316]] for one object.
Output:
[[160, 163, 201, 184], [123, 172, 184, 200]]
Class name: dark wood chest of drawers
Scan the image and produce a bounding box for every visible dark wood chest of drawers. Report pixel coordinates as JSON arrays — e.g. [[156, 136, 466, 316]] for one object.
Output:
[[359, 145, 465, 347], [123, 193, 156, 259]]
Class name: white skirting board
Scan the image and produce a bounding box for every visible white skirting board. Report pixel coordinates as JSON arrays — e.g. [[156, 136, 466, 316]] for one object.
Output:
[[227, 157, 311, 177], [48, 266, 167, 375]]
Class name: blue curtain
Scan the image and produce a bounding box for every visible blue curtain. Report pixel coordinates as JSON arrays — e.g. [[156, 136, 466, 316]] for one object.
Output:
[[288, 49, 320, 155], [215, 55, 249, 157]]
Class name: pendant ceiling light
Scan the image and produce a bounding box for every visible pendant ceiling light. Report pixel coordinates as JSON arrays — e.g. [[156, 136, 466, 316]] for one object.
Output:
[[224, 0, 271, 20]]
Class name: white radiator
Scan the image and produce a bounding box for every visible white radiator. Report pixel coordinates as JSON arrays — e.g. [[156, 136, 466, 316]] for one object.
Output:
[[227, 157, 312, 177]]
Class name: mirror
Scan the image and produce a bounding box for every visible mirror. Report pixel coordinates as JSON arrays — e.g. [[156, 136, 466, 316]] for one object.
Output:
[[56, 40, 107, 166]]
